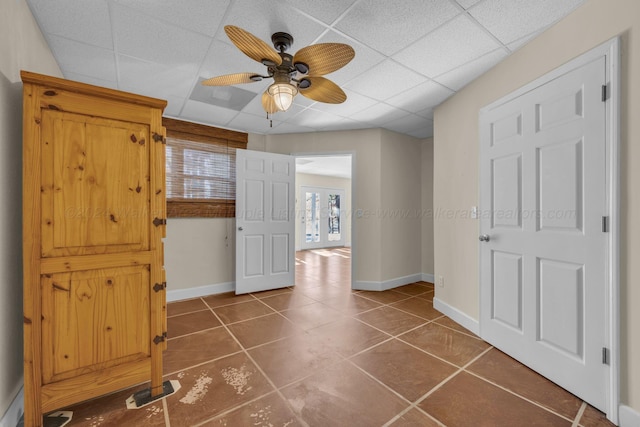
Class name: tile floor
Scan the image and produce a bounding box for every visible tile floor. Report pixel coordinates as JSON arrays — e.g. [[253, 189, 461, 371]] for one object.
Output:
[[60, 248, 615, 426]]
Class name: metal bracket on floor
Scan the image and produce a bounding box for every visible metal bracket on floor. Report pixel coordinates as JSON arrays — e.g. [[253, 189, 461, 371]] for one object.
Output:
[[125, 380, 181, 409], [18, 411, 74, 427]]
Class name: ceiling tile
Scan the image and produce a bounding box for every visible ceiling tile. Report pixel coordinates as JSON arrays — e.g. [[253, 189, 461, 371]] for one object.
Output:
[[296, 156, 352, 179], [268, 121, 316, 134], [456, 0, 482, 9], [117, 55, 198, 99], [407, 122, 434, 139], [506, 30, 541, 51], [383, 113, 430, 134], [48, 35, 117, 82], [346, 60, 428, 101], [282, 0, 358, 25], [349, 102, 410, 126], [111, 3, 211, 67], [113, 0, 231, 37], [320, 117, 371, 132], [227, 112, 281, 134], [310, 90, 378, 117], [223, 0, 327, 52], [181, 100, 239, 126], [26, 0, 113, 49], [435, 47, 507, 91], [393, 14, 501, 78], [335, 0, 460, 55], [313, 30, 385, 86], [62, 71, 118, 91], [290, 107, 345, 129], [416, 107, 434, 120], [469, 0, 585, 44], [385, 80, 454, 113]]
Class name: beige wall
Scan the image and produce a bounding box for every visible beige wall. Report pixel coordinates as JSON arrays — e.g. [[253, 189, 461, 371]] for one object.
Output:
[[380, 130, 423, 282], [164, 218, 235, 291], [0, 0, 62, 419], [421, 138, 434, 276], [296, 172, 352, 250], [433, 0, 640, 413]]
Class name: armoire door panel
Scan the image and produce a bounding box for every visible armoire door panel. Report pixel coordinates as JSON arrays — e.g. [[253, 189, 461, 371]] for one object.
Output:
[[41, 110, 150, 257], [40, 265, 151, 384]]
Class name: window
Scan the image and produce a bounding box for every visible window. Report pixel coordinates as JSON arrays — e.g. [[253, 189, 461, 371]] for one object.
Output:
[[163, 118, 247, 218]]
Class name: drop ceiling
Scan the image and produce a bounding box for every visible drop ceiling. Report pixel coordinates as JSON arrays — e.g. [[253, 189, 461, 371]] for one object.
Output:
[[26, 0, 585, 139]]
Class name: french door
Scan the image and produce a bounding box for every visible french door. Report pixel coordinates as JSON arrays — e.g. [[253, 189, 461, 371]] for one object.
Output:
[[300, 186, 345, 250]]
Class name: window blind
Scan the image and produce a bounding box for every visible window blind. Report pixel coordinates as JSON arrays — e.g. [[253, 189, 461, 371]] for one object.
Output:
[[163, 118, 247, 218]]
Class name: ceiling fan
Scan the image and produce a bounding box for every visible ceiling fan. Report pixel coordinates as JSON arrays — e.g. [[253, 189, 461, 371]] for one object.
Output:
[[202, 25, 355, 116]]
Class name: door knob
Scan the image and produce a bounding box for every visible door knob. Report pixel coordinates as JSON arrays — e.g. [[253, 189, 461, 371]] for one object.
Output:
[[238, 226, 243, 231], [479, 234, 490, 242]]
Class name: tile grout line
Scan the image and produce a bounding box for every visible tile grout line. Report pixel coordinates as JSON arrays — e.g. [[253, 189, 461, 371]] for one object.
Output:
[[572, 401, 587, 427], [162, 395, 171, 427], [164, 349, 245, 378], [463, 367, 579, 424], [192, 391, 280, 427]]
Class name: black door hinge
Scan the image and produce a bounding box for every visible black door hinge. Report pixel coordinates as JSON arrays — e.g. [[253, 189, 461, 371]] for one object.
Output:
[[602, 347, 609, 364], [153, 217, 167, 227], [602, 216, 609, 232], [602, 84, 608, 102], [153, 334, 166, 345], [152, 132, 166, 144], [153, 282, 166, 292]]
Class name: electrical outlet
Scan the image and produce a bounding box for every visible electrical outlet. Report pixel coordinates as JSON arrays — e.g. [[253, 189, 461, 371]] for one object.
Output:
[[438, 275, 444, 288]]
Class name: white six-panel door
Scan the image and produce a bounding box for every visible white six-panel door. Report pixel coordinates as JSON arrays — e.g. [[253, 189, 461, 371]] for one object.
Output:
[[480, 56, 609, 410], [236, 149, 295, 294]]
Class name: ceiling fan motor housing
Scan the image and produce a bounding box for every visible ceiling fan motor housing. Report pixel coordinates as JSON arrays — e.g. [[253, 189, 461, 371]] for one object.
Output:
[[271, 32, 294, 52]]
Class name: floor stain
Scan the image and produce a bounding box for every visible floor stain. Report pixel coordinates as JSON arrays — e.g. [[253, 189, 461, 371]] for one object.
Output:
[[180, 371, 213, 405], [145, 405, 163, 419], [221, 364, 253, 395], [249, 405, 272, 425]]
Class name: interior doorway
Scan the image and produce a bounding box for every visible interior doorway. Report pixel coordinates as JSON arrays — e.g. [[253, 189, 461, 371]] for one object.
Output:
[[295, 154, 353, 289]]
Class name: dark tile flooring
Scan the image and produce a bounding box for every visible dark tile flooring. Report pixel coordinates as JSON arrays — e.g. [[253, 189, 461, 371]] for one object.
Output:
[[59, 248, 615, 426]]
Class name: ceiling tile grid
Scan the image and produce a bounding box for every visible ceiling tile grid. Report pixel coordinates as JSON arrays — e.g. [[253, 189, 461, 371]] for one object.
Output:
[[26, 0, 586, 139]]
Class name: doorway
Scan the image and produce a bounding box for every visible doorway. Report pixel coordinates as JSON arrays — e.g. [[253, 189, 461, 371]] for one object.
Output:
[[295, 154, 353, 289]]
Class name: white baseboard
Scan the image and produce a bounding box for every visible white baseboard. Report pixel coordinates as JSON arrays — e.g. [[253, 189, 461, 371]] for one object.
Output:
[[433, 297, 480, 336], [353, 273, 423, 291], [167, 281, 234, 302], [1, 385, 23, 427], [619, 404, 640, 427], [421, 273, 434, 283]]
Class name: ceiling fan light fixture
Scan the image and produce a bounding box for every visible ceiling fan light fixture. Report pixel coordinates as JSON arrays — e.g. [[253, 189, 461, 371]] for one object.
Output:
[[268, 82, 298, 111]]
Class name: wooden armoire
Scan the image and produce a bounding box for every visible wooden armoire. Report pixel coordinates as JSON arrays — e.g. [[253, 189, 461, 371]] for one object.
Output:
[[21, 71, 168, 426]]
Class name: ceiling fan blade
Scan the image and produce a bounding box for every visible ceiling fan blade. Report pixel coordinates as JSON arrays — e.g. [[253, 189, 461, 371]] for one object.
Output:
[[299, 76, 347, 104], [201, 72, 261, 86], [293, 43, 355, 76], [225, 25, 282, 66], [261, 90, 280, 114]]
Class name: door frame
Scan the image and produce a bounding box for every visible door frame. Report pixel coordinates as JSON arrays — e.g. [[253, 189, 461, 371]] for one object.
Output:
[[294, 152, 356, 289], [478, 37, 620, 423]]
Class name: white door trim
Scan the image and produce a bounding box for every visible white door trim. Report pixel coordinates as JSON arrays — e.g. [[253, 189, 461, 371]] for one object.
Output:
[[479, 37, 620, 424]]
